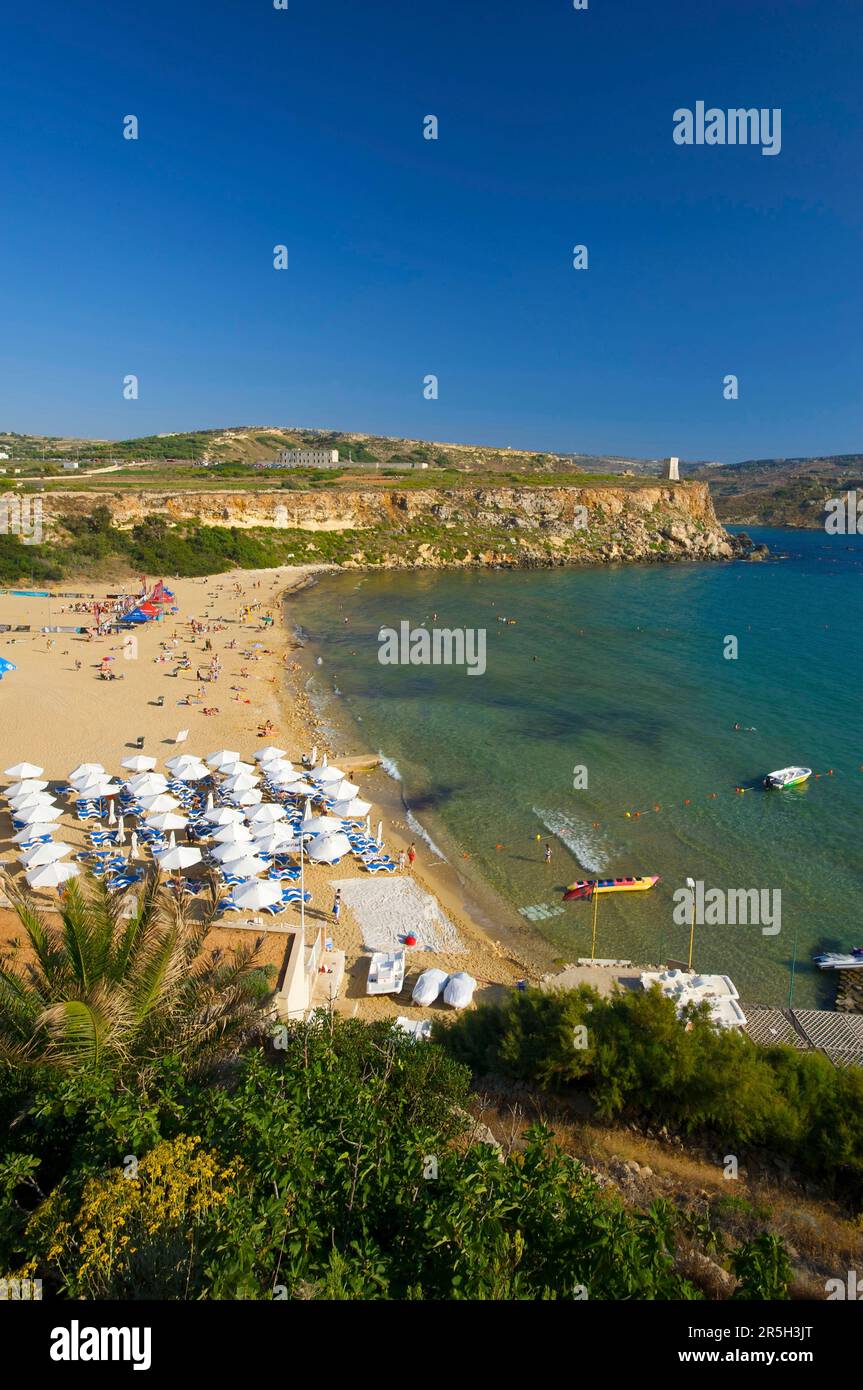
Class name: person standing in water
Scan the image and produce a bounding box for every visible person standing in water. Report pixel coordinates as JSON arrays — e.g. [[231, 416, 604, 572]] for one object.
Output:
[[544, 842, 552, 864]]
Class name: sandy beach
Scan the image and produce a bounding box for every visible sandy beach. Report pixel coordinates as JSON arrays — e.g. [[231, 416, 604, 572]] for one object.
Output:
[[0, 566, 547, 1022]]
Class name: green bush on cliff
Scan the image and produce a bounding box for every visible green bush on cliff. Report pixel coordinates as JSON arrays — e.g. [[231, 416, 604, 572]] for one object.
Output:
[[435, 987, 863, 1198]]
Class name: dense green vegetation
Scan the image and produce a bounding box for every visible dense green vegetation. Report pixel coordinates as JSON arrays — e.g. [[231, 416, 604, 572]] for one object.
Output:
[[0, 1012, 785, 1301], [0, 498, 624, 581], [436, 987, 863, 1200], [0, 873, 802, 1301]]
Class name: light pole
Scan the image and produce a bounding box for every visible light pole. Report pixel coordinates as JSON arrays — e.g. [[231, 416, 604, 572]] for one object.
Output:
[[590, 882, 599, 960], [686, 876, 696, 972]]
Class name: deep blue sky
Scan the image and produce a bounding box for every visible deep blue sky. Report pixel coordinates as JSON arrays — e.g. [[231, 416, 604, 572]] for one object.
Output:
[[1, 0, 860, 461]]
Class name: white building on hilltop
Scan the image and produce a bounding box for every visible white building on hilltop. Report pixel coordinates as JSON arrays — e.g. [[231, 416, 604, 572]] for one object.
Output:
[[665, 456, 679, 481], [272, 448, 339, 469]]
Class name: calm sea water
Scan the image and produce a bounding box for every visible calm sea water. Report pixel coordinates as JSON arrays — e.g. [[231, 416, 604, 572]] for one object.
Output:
[[295, 528, 863, 1006]]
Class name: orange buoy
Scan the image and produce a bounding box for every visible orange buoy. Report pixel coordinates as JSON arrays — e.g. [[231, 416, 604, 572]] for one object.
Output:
[[683, 799, 690, 805]]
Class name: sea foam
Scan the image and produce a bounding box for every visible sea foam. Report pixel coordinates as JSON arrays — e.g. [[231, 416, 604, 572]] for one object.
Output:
[[532, 806, 610, 874]]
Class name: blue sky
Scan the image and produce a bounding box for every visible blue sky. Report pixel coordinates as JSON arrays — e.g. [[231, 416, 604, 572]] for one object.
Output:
[[0, 0, 860, 461]]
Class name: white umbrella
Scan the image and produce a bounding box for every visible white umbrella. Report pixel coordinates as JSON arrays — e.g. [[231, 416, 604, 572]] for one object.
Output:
[[220, 760, 255, 777], [147, 812, 188, 832], [222, 772, 259, 794], [306, 832, 352, 863], [20, 841, 73, 868], [254, 746, 287, 765], [108, 801, 116, 826], [330, 797, 372, 819], [222, 854, 267, 878], [25, 861, 79, 890], [212, 840, 258, 865], [232, 878, 283, 910], [71, 772, 111, 795], [92, 780, 121, 797], [211, 822, 253, 844], [116, 815, 126, 844], [5, 762, 44, 779], [12, 826, 54, 845], [68, 762, 103, 781], [165, 753, 198, 772], [138, 793, 181, 814], [205, 807, 245, 826], [302, 814, 344, 836], [8, 792, 56, 811], [16, 805, 62, 825], [173, 762, 209, 782], [248, 804, 287, 826], [377, 820, 384, 846], [260, 758, 294, 779], [231, 788, 264, 807], [205, 792, 214, 812], [314, 765, 345, 785], [129, 772, 168, 794], [206, 749, 240, 771], [279, 779, 317, 796], [6, 779, 49, 796], [121, 754, 157, 772], [156, 846, 202, 871], [331, 779, 360, 801], [253, 827, 299, 855]]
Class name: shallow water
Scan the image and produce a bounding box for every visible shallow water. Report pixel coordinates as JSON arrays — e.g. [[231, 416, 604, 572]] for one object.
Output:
[[294, 529, 863, 1006]]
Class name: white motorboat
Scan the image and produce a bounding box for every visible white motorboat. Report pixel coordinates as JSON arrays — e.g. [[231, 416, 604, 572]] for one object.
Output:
[[764, 766, 811, 789], [366, 949, 406, 995], [813, 949, 863, 971]]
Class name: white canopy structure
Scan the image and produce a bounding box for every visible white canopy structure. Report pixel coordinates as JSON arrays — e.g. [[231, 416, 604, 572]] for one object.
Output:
[[221, 854, 268, 879], [68, 762, 104, 781], [231, 879, 283, 910], [211, 822, 253, 844], [330, 797, 372, 819], [252, 826, 298, 854], [206, 749, 241, 770], [211, 840, 258, 865], [254, 746, 287, 765], [306, 832, 352, 863], [205, 807, 245, 826], [6, 779, 49, 797], [314, 765, 345, 786], [301, 815, 345, 837], [5, 762, 45, 779], [25, 861, 80, 890], [146, 812, 188, 832], [128, 773, 168, 796], [138, 793, 181, 814], [156, 846, 203, 871], [20, 841, 73, 869], [121, 754, 158, 773], [248, 804, 287, 826], [16, 805, 62, 825]]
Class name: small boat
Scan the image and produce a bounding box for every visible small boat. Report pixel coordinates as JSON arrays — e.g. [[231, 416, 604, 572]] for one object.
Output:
[[366, 949, 406, 995], [813, 948, 863, 971], [764, 766, 811, 789], [564, 874, 659, 901]]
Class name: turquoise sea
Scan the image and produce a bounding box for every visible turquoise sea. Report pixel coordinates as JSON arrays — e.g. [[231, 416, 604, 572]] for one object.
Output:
[[294, 528, 863, 1007]]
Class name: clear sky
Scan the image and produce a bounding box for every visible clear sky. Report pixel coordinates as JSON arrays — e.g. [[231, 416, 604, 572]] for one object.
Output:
[[1, 0, 860, 462]]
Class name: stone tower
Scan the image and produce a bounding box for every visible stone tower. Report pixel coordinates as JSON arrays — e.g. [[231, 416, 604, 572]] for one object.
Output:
[[665, 456, 679, 481]]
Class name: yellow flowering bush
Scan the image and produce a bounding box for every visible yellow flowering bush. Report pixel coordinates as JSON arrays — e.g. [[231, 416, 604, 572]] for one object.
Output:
[[31, 1135, 240, 1299]]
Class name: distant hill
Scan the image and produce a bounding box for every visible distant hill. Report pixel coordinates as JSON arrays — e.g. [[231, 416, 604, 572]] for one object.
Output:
[[691, 455, 863, 527], [1, 427, 859, 525], [0, 426, 690, 477]]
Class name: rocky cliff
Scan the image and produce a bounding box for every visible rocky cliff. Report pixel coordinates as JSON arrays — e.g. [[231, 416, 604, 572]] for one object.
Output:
[[45, 482, 755, 568]]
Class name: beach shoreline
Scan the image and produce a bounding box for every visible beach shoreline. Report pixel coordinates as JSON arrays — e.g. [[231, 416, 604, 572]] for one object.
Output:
[[0, 563, 553, 1023]]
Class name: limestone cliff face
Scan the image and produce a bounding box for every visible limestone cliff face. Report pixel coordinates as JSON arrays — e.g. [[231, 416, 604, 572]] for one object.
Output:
[[45, 482, 747, 567]]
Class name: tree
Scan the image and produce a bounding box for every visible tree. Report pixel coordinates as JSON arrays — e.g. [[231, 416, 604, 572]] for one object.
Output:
[[0, 872, 272, 1077]]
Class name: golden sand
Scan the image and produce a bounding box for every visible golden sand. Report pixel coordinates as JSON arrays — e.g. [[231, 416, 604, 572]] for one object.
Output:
[[0, 567, 548, 1021]]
